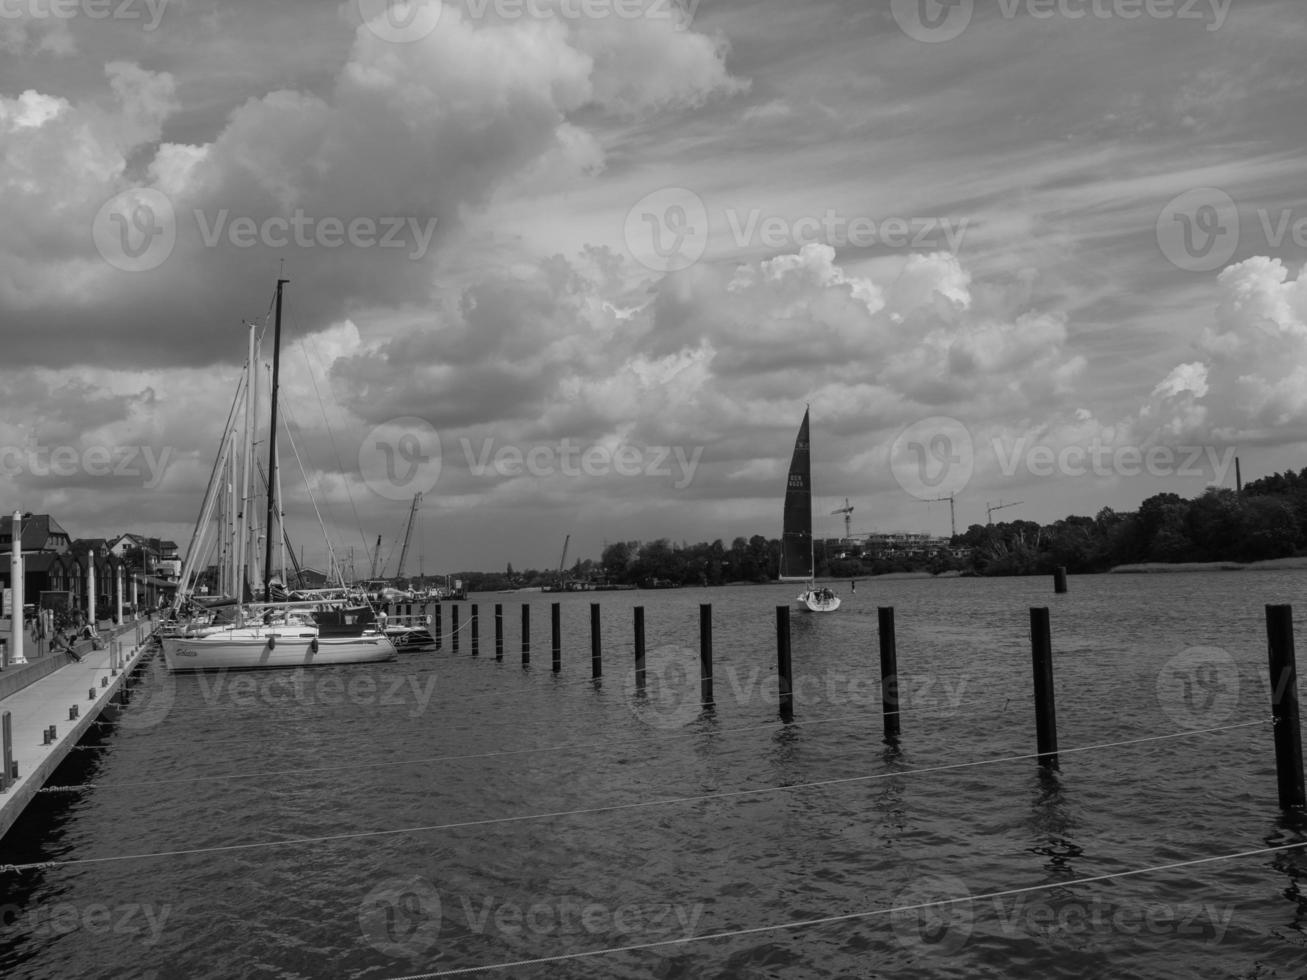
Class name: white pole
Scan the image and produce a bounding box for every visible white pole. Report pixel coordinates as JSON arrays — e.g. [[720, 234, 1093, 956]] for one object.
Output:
[[10, 510, 25, 664], [116, 564, 124, 625], [132, 572, 138, 618], [87, 548, 96, 627]]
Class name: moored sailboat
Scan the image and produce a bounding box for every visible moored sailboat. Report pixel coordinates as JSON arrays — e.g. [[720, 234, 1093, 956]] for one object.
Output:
[[162, 279, 397, 671], [779, 407, 841, 613]]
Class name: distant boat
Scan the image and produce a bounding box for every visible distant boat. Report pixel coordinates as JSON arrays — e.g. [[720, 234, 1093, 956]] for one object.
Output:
[[779, 407, 840, 613]]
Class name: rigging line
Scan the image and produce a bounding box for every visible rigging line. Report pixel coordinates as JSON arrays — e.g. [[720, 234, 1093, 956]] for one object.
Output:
[[50, 716, 1270, 795], [1, 720, 1268, 873], [381, 840, 1307, 979], [295, 335, 372, 578]]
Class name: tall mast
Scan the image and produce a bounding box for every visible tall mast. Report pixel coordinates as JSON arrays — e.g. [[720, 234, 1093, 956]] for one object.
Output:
[[264, 278, 287, 600], [234, 321, 257, 619]]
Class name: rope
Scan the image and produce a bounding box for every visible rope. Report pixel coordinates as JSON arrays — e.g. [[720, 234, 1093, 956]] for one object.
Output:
[[3, 720, 1265, 871], [381, 841, 1307, 979]]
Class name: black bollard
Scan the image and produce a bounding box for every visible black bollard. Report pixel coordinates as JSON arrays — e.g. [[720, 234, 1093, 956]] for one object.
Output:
[[495, 603, 503, 661], [878, 607, 901, 741], [522, 604, 530, 666], [776, 606, 793, 721], [1030, 607, 1059, 770], [452, 605, 460, 654], [634, 606, 646, 691], [700, 604, 713, 709], [591, 604, 602, 679], [435, 604, 442, 650], [471, 604, 479, 656], [1053, 567, 1068, 594], [552, 603, 562, 673], [1267, 605, 1306, 809]]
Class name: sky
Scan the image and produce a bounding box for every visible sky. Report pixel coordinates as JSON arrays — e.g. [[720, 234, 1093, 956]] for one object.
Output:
[[2, 0, 1306, 574]]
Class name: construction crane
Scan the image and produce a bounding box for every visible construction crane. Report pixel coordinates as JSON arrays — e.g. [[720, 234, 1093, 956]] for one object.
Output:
[[986, 500, 1022, 525], [831, 498, 854, 540], [369, 533, 383, 579], [396, 493, 422, 580], [923, 493, 957, 538], [557, 534, 570, 588]]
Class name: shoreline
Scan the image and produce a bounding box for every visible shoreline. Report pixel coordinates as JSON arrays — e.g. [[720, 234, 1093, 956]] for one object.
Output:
[[1108, 557, 1307, 573]]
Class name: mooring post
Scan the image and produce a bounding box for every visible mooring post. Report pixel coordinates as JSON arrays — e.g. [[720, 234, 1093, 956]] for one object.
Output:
[[495, 603, 504, 661], [452, 605, 460, 654], [552, 603, 562, 673], [1030, 607, 1059, 770], [591, 604, 602, 679], [1, 711, 12, 792], [434, 604, 442, 650], [634, 606, 646, 691], [700, 604, 714, 709], [522, 604, 530, 666], [878, 606, 901, 741], [1053, 567, 1068, 594], [776, 605, 793, 721], [471, 604, 479, 656], [1267, 604, 1306, 809]]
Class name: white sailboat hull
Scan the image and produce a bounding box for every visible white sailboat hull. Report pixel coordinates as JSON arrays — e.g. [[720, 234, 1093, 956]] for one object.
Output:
[[796, 588, 841, 613], [162, 628, 397, 672]]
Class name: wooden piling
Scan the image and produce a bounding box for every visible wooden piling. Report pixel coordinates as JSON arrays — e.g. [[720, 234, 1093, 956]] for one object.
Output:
[[776, 606, 793, 720], [1030, 607, 1059, 770], [700, 604, 713, 709], [634, 606, 646, 691], [452, 605, 460, 653], [495, 603, 504, 661], [471, 604, 479, 656], [591, 604, 602, 679], [1267, 604, 1306, 809], [552, 603, 562, 674], [435, 604, 442, 650], [878, 607, 901, 741], [1053, 566, 1068, 594], [521, 604, 530, 666], [1, 711, 11, 792]]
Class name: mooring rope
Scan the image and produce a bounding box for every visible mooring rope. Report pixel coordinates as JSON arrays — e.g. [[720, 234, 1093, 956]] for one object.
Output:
[[379, 840, 1307, 979], [1, 720, 1266, 873]]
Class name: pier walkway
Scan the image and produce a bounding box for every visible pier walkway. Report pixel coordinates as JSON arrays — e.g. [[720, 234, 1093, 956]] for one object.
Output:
[[0, 619, 154, 841]]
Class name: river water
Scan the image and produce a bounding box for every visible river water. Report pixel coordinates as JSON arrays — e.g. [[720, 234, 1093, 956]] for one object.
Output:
[[2, 571, 1307, 979]]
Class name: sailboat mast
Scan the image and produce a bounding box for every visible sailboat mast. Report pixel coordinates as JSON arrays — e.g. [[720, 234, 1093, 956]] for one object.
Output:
[[234, 322, 257, 619], [263, 278, 287, 600]]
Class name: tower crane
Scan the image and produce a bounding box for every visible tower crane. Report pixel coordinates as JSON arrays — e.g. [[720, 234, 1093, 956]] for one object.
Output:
[[986, 500, 1022, 525], [831, 498, 855, 540], [922, 492, 957, 538]]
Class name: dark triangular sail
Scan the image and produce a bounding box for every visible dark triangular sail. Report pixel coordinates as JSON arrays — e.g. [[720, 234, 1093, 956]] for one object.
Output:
[[780, 408, 813, 580]]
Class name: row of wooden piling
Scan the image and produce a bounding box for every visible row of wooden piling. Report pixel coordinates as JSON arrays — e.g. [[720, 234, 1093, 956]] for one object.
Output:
[[415, 596, 1306, 811]]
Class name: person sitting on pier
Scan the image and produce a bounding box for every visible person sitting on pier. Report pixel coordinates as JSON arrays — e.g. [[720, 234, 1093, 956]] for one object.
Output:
[[52, 629, 83, 662], [81, 622, 104, 650]]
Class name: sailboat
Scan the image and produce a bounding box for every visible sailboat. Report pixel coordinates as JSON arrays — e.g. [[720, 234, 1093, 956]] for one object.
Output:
[[162, 279, 398, 671], [779, 407, 840, 613]]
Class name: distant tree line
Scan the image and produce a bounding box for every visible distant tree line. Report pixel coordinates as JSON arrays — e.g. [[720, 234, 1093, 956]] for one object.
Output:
[[444, 468, 1307, 587]]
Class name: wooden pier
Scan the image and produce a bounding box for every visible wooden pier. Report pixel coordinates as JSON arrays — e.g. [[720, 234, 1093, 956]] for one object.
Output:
[[0, 620, 154, 841]]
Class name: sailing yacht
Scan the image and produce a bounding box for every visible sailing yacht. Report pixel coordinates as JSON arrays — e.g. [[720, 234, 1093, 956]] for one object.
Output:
[[162, 279, 398, 671], [779, 407, 841, 613]]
